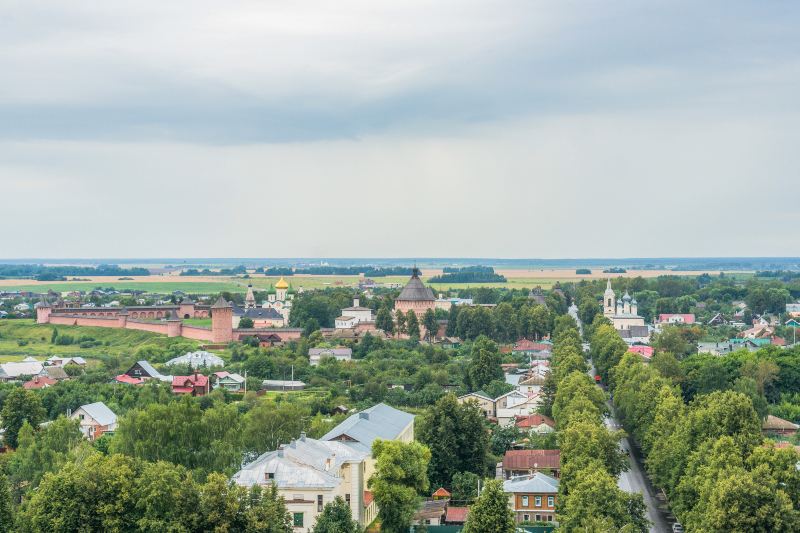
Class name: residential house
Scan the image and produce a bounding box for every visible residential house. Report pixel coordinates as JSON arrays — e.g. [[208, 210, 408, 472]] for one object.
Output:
[[431, 488, 451, 500], [232, 435, 372, 531], [762, 415, 799, 437], [46, 356, 87, 367], [309, 347, 353, 366], [707, 313, 728, 326], [172, 372, 210, 396], [511, 339, 553, 359], [457, 391, 496, 418], [412, 500, 446, 526], [628, 345, 654, 360], [495, 390, 541, 426], [697, 341, 738, 356], [503, 472, 559, 524], [23, 376, 58, 390], [515, 414, 556, 435], [40, 366, 69, 381], [115, 374, 144, 385], [71, 401, 117, 441], [240, 333, 282, 347], [502, 449, 561, 479], [445, 506, 469, 525], [656, 313, 696, 326], [213, 371, 246, 392], [233, 306, 286, 328], [787, 303, 800, 318], [0, 361, 44, 381], [232, 403, 413, 531], [123, 360, 172, 382]]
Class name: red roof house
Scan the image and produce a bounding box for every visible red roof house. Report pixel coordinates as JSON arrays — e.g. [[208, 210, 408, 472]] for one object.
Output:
[[432, 487, 451, 499], [515, 413, 556, 431], [23, 376, 58, 390], [172, 372, 210, 396], [115, 374, 144, 385], [657, 314, 696, 325], [502, 449, 561, 478], [445, 507, 469, 524], [628, 345, 654, 359]]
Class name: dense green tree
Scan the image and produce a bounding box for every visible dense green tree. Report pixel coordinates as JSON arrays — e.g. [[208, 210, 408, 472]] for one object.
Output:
[[467, 336, 503, 391], [450, 471, 480, 502], [405, 311, 420, 340], [312, 496, 360, 533], [0, 387, 46, 449], [110, 396, 242, 479], [375, 307, 394, 335], [0, 471, 13, 533], [368, 439, 430, 533], [560, 466, 648, 532], [417, 394, 490, 489], [395, 311, 406, 336], [242, 400, 307, 458], [238, 317, 254, 329], [462, 479, 514, 533], [445, 304, 459, 337], [422, 308, 438, 342]]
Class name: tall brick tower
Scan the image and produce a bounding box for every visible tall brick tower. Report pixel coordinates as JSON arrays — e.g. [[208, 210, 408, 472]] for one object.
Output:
[[35, 297, 52, 324], [211, 296, 233, 343]]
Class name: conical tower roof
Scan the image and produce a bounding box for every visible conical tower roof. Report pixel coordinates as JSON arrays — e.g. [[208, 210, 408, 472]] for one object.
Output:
[[211, 296, 231, 309], [396, 268, 435, 302], [245, 284, 256, 303]]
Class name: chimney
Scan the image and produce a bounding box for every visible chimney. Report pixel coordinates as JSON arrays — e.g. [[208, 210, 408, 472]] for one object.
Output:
[[359, 412, 369, 420], [353, 297, 359, 307]]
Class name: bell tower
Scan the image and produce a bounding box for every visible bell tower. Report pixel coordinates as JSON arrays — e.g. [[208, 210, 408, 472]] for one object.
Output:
[[603, 279, 616, 317]]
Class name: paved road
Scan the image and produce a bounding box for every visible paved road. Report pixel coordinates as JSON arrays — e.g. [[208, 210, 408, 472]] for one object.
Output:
[[588, 361, 671, 533]]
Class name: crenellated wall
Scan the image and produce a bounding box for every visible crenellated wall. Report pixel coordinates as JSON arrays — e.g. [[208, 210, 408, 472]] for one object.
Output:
[[37, 309, 304, 344]]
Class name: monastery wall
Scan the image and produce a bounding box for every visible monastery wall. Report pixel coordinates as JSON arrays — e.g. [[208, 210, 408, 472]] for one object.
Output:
[[181, 325, 215, 342]]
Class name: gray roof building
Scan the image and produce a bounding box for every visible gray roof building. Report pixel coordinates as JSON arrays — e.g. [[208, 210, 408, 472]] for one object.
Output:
[[321, 403, 415, 453], [396, 268, 435, 302], [166, 350, 225, 368], [232, 435, 367, 489], [76, 401, 117, 427]]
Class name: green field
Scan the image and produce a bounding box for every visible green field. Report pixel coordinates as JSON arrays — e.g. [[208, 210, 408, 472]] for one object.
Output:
[[0, 320, 200, 361], [0, 280, 246, 294]]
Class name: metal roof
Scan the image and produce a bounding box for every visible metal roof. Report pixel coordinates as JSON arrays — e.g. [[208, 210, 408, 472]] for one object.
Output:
[[503, 472, 559, 494], [320, 403, 414, 452], [77, 401, 117, 427], [396, 269, 435, 302], [232, 436, 368, 489], [165, 351, 225, 368]]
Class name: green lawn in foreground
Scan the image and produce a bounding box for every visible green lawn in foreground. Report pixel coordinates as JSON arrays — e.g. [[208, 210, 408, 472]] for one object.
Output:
[[0, 320, 200, 361], [182, 318, 212, 327]]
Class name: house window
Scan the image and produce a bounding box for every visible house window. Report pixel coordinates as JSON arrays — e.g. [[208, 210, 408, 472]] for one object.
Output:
[[535, 496, 542, 507], [293, 513, 303, 527], [547, 515, 553, 522], [317, 494, 323, 512], [266, 472, 274, 480], [523, 514, 530, 522], [535, 514, 541, 522], [521, 495, 529, 507], [345, 494, 350, 507], [548, 495, 554, 507]]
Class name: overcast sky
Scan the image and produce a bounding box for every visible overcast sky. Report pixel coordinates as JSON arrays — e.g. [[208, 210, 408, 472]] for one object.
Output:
[[1, 0, 798, 259]]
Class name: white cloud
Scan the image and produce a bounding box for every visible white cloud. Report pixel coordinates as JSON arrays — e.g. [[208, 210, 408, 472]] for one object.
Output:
[[0, 1, 798, 257]]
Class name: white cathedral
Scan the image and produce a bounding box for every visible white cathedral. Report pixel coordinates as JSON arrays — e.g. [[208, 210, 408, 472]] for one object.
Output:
[[603, 279, 646, 331]]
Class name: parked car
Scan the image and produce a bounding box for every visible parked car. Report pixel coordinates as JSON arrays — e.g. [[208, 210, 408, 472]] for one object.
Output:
[[672, 523, 684, 532]]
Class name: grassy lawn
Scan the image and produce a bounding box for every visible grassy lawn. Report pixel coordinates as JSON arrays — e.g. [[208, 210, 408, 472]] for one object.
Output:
[[0, 320, 200, 361], [182, 318, 212, 327]]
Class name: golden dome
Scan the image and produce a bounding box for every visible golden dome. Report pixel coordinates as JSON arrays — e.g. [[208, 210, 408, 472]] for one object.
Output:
[[275, 277, 289, 289]]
